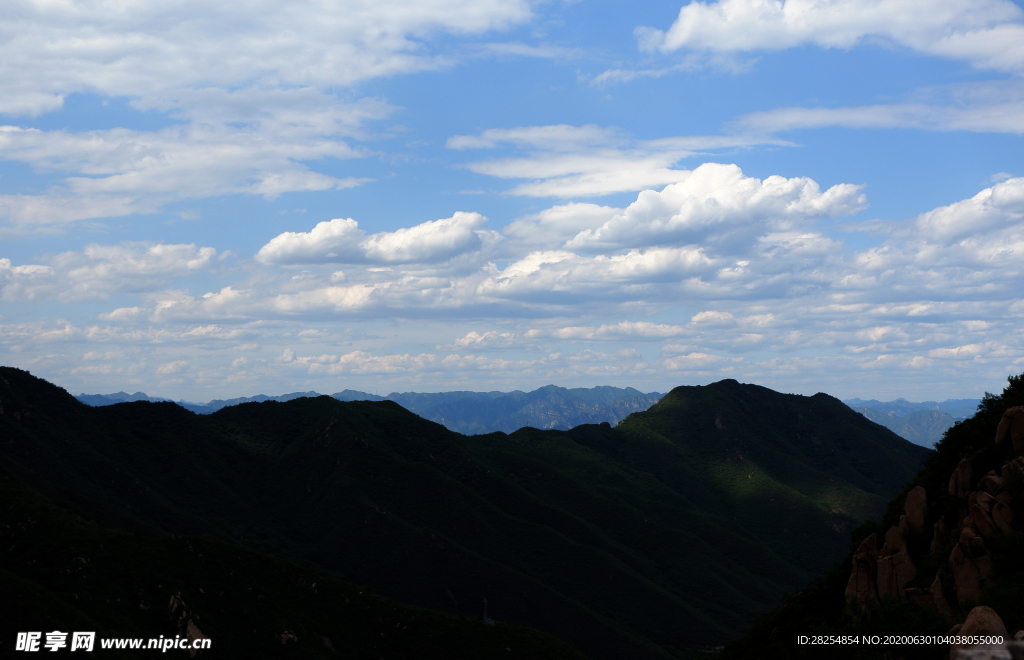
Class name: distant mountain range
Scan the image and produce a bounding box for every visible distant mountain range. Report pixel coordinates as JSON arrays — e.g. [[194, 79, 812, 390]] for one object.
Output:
[[7, 369, 929, 658], [75, 388, 980, 448], [843, 397, 982, 447], [75, 385, 664, 435]]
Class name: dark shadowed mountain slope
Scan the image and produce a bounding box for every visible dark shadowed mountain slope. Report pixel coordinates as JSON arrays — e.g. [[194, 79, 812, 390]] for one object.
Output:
[[3, 369, 926, 658], [723, 376, 1024, 660], [1, 472, 584, 660]]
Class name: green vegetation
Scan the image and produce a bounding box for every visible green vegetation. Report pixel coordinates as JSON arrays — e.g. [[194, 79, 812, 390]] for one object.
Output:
[[721, 374, 1024, 660], [0, 369, 928, 658]]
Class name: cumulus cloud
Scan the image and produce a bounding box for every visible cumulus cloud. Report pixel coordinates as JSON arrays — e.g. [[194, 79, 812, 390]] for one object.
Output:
[[256, 212, 501, 266], [30, 166, 1020, 329], [501, 203, 620, 252], [477, 247, 717, 302], [637, 0, 1024, 74], [564, 162, 865, 251], [8, 168, 1024, 399], [448, 124, 789, 197]]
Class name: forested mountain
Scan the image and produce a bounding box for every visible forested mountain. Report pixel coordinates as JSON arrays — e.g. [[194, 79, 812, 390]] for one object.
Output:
[[8, 369, 928, 658]]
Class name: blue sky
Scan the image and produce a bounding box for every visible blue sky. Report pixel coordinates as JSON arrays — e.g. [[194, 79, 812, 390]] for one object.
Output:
[[2, 0, 1024, 401]]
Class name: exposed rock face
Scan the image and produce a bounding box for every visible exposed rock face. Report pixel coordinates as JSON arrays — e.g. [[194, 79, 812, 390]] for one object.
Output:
[[970, 492, 1000, 539], [845, 532, 879, 603], [168, 592, 208, 659], [1005, 458, 1024, 497], [930, 575, 953, 618], [886, 518, 908, 554], [904, 587, 932, 609], [878, 517, 915, 599], [992, 501, 1015, 534], [994, 406, 1024, 452], [906, 577, 953, 620], [951, 458, 974, 498], [951, 606, 1010, 660], [186, 621, 208, 658], [951, 542, 983, 603], [847, 404, 1022, 641], [932, 516, 948, 554], [961, 525, 987, 557], [979, 471, 1005, 495], [906, 486, 928, 533]]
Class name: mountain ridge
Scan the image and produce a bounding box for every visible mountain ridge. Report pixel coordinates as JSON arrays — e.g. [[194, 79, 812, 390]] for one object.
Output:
[[5, 368, 929, 658], [74, 384, 664, 435]]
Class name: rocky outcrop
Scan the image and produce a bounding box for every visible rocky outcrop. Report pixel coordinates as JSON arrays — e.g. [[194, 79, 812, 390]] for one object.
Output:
[[930, 575, 953, 618], [168, 591, 208, 658], [951, 458, 974, 498], [950, 542, 984, 603], [950, 606, 1010, 660], [877, 516, 916, 599], [932, 516, 948, 554], [186, 621, 208, 658], [845, 532, 879, 603], [906, 486, 928, 533], [970, 491, 1000, 539], [845, 404, 1023, 652], [978, 471, 1004, 495], [1004, 457, 1024, 496], [904, 575, 953, 620], [994, 406, 1024, 452], [992, 500, 1014, 534]]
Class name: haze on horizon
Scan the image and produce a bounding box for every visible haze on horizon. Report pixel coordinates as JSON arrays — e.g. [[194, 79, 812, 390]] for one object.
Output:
[[1, 0, 1023, 402]]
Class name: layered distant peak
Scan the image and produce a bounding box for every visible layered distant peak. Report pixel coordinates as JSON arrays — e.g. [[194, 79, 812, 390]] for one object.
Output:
[[75, 384, 664, 435]]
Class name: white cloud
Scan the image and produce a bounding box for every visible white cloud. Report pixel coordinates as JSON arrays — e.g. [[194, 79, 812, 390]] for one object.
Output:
[[256, 212, 500, 265], [501, 203, 620, 252], [0, 114, 372, 224], [0, 1, 533, 224], [733, 81, 1024, 135], [1, 242, 217, 302], [157, 360, 189, 375], [477, 247, 716, 301], [448, 124, 789, 198], [7, 169, 1024, 399], [0, 0, 532, 118], [638, 0, 1024, 73], [552, 321, 688, 339], [564, 162, 865, 251], [453, 330, 519, 348], [911, 176, 1024, 243]]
